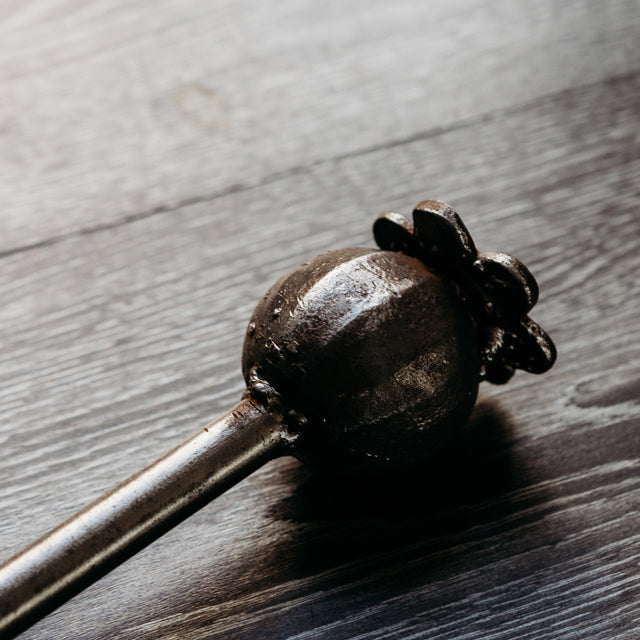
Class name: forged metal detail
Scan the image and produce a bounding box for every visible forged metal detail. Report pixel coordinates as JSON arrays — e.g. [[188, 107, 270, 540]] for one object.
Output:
[[0, 199, 557, 639], [373, 200, 556, 383], [242, 246, 481, 473]]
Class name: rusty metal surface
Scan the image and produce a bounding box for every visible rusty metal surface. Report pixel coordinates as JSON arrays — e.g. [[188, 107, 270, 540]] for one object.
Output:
[[0, 400, 286, 639], [373, 200, 556, 384], [0, 202, 555, 638]]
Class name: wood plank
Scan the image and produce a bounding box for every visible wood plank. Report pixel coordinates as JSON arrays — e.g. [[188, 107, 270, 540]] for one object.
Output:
[[1, 0, 638, 252], [1, 68, 639, 638]]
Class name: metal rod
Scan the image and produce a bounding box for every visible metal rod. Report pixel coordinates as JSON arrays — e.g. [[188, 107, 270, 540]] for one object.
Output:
[[0, 397, 287, 639]]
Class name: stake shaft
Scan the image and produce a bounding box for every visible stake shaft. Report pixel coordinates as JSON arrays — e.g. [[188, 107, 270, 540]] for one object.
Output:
[[0, 397, 286, 639]]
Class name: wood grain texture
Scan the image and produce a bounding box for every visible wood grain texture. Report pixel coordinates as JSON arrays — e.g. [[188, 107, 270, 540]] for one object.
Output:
[[1, 0, 639, 252], [0, 2, 639, 639]]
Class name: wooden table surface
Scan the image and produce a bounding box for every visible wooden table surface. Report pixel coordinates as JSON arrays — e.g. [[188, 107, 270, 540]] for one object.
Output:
[[1, 2, 639, 638]]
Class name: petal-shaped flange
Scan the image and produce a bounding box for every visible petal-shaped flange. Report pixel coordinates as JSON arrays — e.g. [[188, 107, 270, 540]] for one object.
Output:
[[480, 318, 556, 384], [412, 200, 477, 268], [475, 252, 539, 320], [512, 317, 557, 374], [373, 200, 556, 385], [373, 212, 416, 255]]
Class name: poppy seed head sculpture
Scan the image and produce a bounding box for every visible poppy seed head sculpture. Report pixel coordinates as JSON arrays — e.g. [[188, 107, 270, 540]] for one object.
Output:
[[242, 199, 556, 472], [0, 200, 556, 639]]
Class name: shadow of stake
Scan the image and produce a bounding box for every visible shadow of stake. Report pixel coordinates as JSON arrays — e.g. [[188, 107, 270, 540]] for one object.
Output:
[[269, 396, 550, 574]]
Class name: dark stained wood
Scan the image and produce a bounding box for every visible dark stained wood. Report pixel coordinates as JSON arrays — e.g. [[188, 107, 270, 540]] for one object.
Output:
[[1, 0, 639, 253], [0, 2, 639, 639]]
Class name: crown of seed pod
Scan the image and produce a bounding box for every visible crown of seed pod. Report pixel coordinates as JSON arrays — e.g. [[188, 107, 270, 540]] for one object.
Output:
[[242, 200, 556, 472]]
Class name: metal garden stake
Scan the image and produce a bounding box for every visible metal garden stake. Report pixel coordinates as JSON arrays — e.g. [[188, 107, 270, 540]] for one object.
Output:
[[0, 200, 556, 638]]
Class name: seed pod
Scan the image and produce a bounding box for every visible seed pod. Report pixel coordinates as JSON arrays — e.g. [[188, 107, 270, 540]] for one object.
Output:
[[243, 200, 555, 473], [0, 200, 556, 639], [243, 247, 481, 472]]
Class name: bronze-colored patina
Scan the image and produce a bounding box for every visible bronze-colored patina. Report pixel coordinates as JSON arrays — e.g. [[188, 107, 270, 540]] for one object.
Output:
[[0, 201, 555, 638]]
